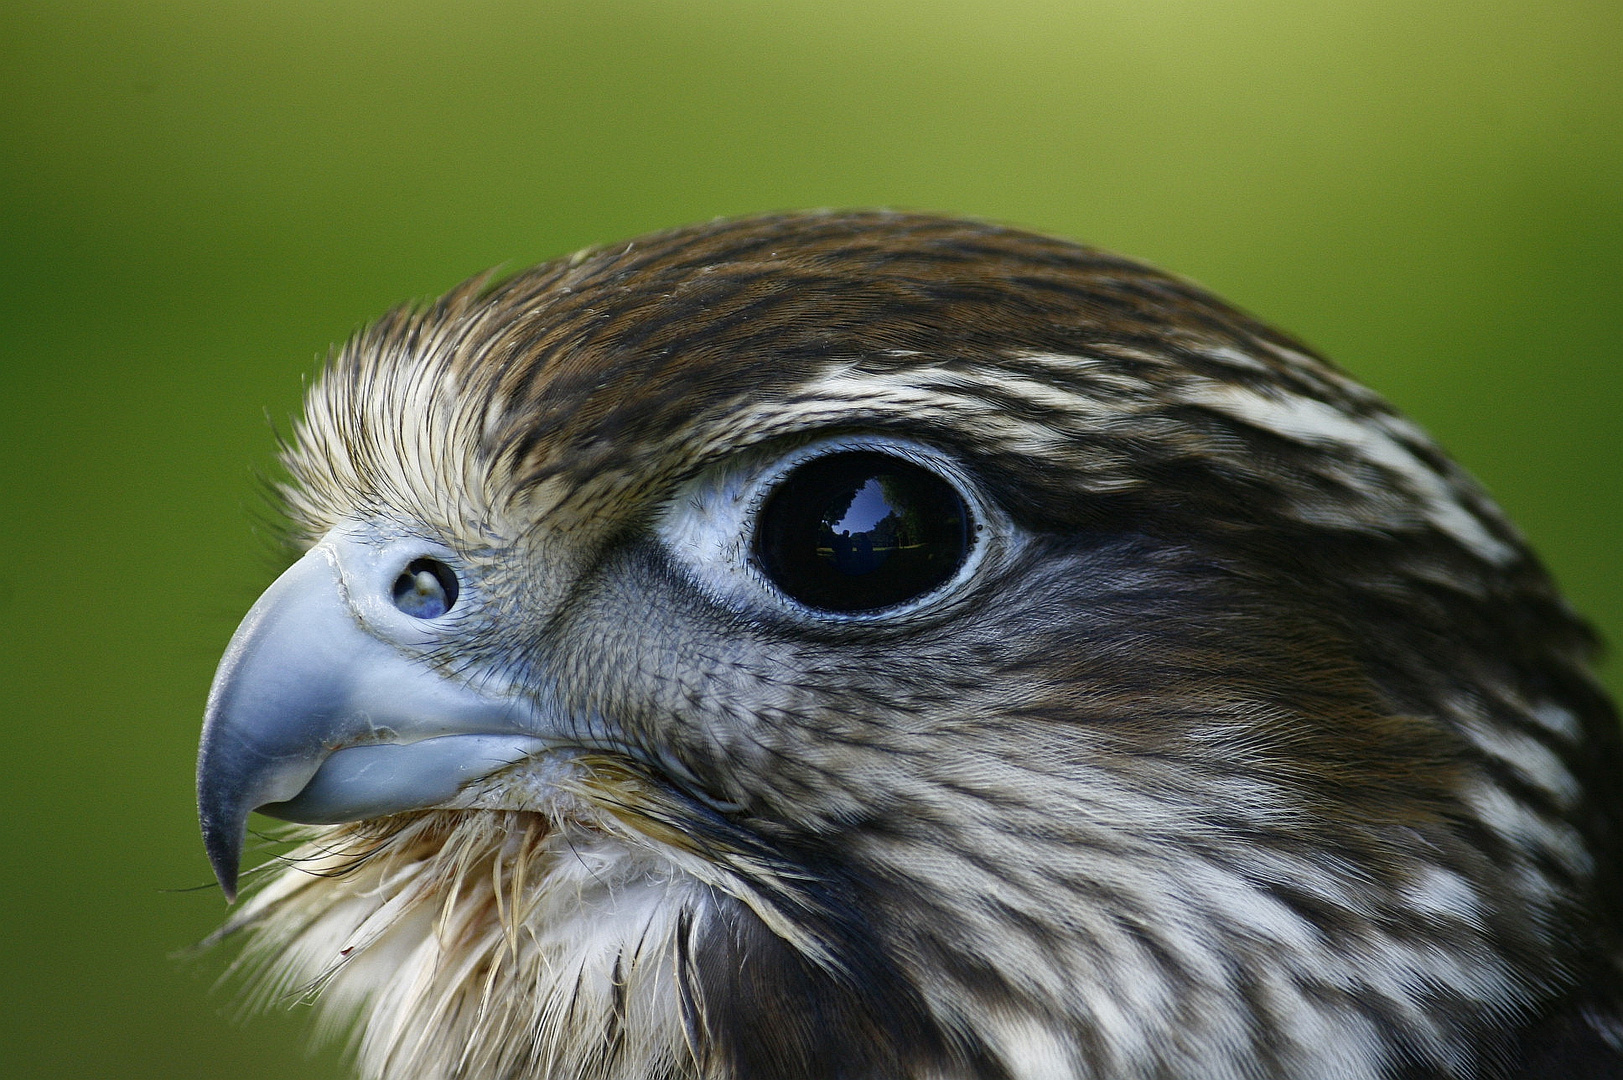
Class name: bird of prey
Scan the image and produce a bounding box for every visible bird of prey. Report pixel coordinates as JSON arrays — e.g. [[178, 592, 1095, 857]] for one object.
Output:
[[197, 211, 1623, 1080]]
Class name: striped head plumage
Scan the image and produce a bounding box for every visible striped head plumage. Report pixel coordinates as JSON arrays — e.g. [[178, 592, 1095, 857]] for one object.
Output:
[[197, 211, 1623, 1080]]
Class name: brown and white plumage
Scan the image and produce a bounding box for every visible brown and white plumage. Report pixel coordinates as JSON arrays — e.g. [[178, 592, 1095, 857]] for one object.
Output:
[[199, 211, 1623, 1079]]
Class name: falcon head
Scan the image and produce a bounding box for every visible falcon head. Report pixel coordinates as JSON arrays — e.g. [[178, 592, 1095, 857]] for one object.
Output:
[[198, 212, 1623, 1080]]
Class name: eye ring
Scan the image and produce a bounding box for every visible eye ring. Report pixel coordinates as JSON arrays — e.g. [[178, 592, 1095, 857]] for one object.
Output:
[[753, 450, 973, 614], [391, 557, 460, 619], [656, 434, 1001, 625]]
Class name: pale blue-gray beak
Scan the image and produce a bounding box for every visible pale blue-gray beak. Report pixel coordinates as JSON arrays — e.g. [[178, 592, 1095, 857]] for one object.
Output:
[[197, 525, 553, 901]]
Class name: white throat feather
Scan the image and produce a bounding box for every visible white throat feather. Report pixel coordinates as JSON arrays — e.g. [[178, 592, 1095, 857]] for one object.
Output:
[[220, 808, 706, 1080]]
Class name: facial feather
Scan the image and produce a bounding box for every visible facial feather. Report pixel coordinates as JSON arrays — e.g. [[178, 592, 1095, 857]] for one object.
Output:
[[206, 211, 1623, 1080]]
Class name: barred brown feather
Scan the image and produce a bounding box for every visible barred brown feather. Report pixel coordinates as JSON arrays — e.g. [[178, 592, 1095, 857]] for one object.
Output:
[[210, 211, 1623, 1079]]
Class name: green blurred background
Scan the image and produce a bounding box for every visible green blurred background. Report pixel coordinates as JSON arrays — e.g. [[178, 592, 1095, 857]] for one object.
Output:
[[2, 1, 1618, 1076]]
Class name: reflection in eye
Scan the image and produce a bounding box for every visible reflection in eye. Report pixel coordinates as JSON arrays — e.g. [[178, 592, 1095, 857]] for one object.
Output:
[[755, 451, 970, 613]]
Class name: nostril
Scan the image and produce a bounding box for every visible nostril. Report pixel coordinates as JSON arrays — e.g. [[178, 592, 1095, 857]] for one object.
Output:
[[391, 558, 459, 618]]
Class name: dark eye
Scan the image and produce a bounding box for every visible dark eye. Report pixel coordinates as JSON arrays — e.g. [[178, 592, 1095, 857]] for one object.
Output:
[[391, 558, 459, 618], [755, 451, 971, 613]]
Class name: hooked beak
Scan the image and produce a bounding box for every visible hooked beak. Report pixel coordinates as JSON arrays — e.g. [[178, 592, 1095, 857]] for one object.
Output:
[[197, 525, 554, 901]]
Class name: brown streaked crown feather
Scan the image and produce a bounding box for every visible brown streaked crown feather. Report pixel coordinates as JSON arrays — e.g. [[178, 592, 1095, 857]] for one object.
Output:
[[220, 211, 1621, 1080]]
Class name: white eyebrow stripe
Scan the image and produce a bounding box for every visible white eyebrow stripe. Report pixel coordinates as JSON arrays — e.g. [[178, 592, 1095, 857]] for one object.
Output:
[[1178, 382, 1516, 564], [1530, 702, 1583, 742], [1460, 718, 1584, 810], [729, 357, 1519, 566]]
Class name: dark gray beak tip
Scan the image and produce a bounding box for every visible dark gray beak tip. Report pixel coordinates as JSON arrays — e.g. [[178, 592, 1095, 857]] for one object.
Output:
[[198, 784, 245, 904]]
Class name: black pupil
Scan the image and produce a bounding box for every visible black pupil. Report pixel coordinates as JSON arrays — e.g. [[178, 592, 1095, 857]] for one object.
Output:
[[755, 451, 970, 613], [392, 558, 459, 618]]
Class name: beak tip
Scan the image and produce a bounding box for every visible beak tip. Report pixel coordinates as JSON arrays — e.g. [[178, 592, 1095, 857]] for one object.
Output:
[[206, 839, 242, 904], [199, 792, 245, 904]]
